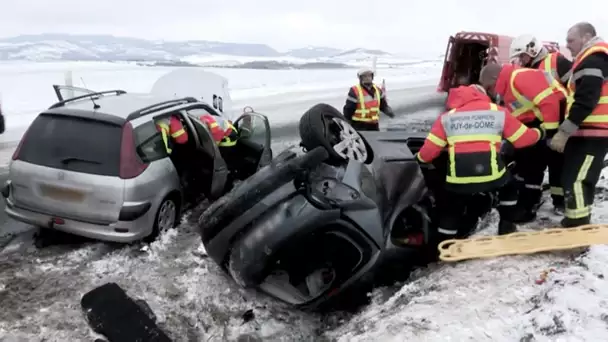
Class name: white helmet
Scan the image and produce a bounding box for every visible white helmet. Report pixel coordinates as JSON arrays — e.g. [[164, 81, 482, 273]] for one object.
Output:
[[357, 67, 374, 77], [509, 34, 542, 59]]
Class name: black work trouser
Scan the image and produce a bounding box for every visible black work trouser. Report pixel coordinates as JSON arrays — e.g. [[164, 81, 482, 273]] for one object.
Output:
[[512, 142, 549, 211], [547, 147, 565, 206], [349, 120, 379, 131], [561, 137, 608, 227], [434, 175, 519, 242]]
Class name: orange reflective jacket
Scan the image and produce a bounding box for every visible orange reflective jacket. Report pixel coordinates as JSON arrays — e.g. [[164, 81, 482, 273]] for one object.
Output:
[[565, 41, 608, 133], [198, 114, 239, 147], [351, 84, 381, 123], [156, 115, 188, 154]]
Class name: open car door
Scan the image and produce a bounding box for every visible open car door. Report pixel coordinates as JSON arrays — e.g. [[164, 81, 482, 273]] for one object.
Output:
[[182, 107, 230, 200], [233, 110, 272, 172], [52, 85, 97, 101]]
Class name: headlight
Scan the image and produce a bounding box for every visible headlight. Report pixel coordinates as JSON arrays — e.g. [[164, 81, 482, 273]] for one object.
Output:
[[312, 177, 360, 204]]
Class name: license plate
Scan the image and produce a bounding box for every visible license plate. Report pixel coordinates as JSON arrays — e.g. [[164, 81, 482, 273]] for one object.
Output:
[[40, 185, 85, 202]]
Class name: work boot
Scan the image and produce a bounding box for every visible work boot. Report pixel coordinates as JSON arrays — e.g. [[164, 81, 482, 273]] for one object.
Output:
[[561, 216, 590, 228], [498, 220, 517, 235], [513, 207, 537, 224]]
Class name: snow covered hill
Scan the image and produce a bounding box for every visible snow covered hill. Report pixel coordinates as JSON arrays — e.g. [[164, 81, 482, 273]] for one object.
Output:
[[318, 48, 427, 67], [284, 46, 343, 58], [0, 34, 414, 66]]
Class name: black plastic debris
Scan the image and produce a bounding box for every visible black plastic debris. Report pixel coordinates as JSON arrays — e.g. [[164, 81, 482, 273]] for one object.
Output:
[[81, 282, 172, 342]]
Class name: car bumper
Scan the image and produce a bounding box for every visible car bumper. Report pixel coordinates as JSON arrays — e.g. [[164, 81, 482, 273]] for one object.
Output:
[[4, 197, 150, 243]]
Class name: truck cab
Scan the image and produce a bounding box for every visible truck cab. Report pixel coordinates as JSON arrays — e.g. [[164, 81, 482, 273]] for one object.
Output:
[[437, 31, 568, 94]]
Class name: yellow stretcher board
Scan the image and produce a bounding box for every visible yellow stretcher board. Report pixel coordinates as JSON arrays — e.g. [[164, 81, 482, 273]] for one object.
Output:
[[438, 224, 608, 262]]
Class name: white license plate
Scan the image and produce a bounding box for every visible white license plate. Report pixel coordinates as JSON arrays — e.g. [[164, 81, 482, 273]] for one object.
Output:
[[40, 185, 84, 202]]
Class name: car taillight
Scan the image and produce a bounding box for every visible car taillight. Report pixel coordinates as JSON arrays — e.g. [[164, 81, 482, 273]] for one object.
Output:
[[119, 122, 148, 179], [11, 126, 32, 161]]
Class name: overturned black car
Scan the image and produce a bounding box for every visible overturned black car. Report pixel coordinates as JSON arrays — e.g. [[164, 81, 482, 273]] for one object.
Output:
[[199, 104, 497, 311]]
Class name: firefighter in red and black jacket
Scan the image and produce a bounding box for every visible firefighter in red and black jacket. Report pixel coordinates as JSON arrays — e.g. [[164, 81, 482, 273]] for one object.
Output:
[[156, 114, 189, 154], [415, 84, 544, 242], [510, 35, 573, 210], [198, 112, 241, 178], [479, 63, 567, 223], [343, 68, 394, 131], [549, 23, 608, 227], [198, 113, 239, 148], [509, 34, 573, 87]]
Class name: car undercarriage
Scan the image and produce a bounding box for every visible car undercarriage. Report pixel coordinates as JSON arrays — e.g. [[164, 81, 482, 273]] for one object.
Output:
[[199, 103, 497, 311]]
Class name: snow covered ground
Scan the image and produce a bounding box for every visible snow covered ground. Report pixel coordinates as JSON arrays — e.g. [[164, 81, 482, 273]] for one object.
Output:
[[329, 176, 608, 342], [1, 61, 608, 341]]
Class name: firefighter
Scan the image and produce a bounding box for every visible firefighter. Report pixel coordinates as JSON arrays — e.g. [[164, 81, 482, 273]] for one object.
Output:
[[197, 113, 239, 148], [509, 34, 573, 86], [343, 67, 394, 131], [479, 63, 567, 223], [415, 84, 544, 241], [155, 114, 188, 154], [197, 113, 241, 179], [548, 22, 608, 227], [508, 35, 574, 213]]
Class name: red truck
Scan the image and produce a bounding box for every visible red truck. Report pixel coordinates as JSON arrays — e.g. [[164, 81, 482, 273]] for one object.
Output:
[[437, 31, 572, 93]]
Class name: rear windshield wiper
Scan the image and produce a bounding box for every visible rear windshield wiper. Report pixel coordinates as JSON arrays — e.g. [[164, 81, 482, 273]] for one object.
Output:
[[60, 156, 101, 165]]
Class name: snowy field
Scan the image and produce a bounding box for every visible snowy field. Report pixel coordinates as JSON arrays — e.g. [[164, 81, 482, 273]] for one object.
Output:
[[0, 60, 443, 143], [182, 52, 426, 68], [1, 61, 608, 341]]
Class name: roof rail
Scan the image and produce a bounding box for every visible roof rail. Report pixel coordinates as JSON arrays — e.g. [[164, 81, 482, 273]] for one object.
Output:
[[48, 90, 127, 109], [126, 97, 198, 121]]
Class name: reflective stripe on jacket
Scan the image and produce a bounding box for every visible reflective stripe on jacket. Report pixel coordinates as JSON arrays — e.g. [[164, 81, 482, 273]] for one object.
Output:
[[566, 42, 608, 132], [351, 84, 380, 122], [156, 115, 188, 154], [538, 52, 572, 85], [496, 65, 566, 130], [417, 85, 541, 193], [199, 114, 239, 147]]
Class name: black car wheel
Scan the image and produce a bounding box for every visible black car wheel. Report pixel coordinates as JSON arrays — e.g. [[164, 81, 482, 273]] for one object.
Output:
[[299, 103, 373, 166]]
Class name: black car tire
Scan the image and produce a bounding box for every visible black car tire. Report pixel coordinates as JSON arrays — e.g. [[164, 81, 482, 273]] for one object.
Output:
[[299, 103, 373, 166], [144, 194, 180, 243], [199, 146, 329, 244]]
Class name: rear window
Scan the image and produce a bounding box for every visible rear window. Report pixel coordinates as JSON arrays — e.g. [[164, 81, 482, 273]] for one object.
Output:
[[18, 114, 122, 176], [134, 121, 168, 163]]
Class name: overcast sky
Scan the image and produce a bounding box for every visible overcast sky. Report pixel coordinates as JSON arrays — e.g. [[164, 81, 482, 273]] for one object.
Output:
[[2, 0, 607, 56]]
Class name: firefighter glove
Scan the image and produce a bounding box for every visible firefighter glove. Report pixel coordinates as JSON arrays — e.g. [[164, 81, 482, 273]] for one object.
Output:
[[550, 119, 578, 153], [549, 130, 570, 153]]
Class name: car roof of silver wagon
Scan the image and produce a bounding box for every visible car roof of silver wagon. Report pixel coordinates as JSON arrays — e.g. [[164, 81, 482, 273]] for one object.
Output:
[[42, 92, 180, 122]]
